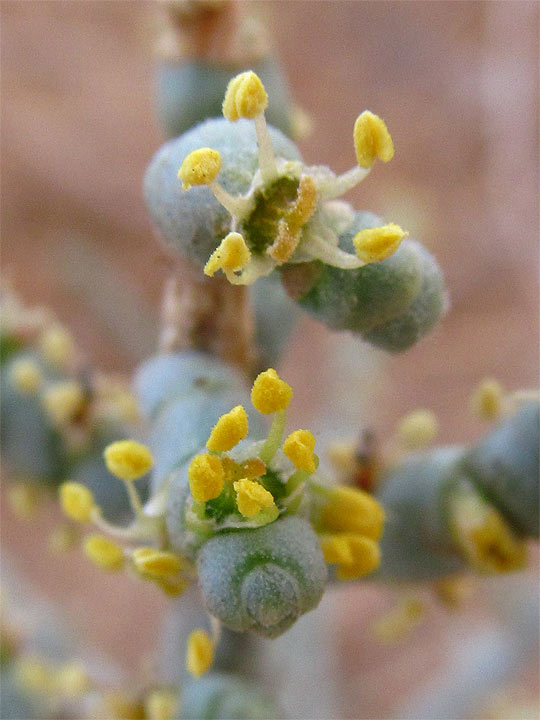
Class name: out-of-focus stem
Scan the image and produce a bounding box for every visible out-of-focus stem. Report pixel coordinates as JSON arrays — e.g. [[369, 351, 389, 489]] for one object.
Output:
[[159, 264, 257, 376], [156, 0, 269, 65]]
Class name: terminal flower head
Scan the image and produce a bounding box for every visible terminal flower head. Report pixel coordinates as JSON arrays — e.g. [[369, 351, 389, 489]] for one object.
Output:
[[179, 70, 407, 285]]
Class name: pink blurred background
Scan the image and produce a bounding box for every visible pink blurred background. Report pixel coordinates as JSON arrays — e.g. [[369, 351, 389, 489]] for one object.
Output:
[[2, 2, 538, 717]]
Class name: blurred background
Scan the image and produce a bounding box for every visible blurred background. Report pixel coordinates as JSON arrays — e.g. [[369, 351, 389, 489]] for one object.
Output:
[[2, 2, 539, 717]]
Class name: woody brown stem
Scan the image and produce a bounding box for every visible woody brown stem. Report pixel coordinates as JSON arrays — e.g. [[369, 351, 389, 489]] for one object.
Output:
[[159, 261, 257, 377], [156, 0, 269, 65]]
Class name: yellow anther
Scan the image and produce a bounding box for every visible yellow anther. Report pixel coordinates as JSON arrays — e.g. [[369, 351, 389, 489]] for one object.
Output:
[[155, 576, 187, 597], [103, 440, 154, 481], [54, 662, 89, 697], [42, 380, 84, 426], [283, 429, 317, 473], [353, 110, 394, 168], [204, 232, 251, 277], [48, 523, 79, 554], [188, 453, 224, 502], [222, 70, 268, 121], [233, 478, 275, 518], [451, 494, 527, 574], [206, 405, 249, 452], [9, 357, 42, 394], [178, 147, 221, 190], [397, 409, 438, 450], [100, 691, 145, 720], [186, 629, 214, 678], [434, 575, 475, 609], [132, 548, 183, 580], [321, 485, 385, 540], [353, 223, 408, 263], [7, 483, 42, 519], [15, 656, 55, 694], [470, 378, 504, 421], [320, 533, 380, 580], [59, 481, 95, 523], [327, 441, 357, 476], [287, 175, 318, 233], [84, 534, 125, 572], [251, 368, 293, 414], [145, 690, 178, 720], [39, 325, 75, 369], [372, 597, 425, 644]]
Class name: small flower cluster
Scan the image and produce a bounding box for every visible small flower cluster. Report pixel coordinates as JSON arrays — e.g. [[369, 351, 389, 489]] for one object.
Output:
[[177, 70, 408, 285]]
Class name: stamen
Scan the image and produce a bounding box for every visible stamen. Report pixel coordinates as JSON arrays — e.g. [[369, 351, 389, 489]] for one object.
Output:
[[186, 629, 214, 678], [353, 110, 394, 168], [83, 534, 125, 572], [303, 233, 364, 269], [254, 114, 278, 184], [8, 357, 42, 394], [397, 409, 438, 450], [317, 165, 371, 200], [470, 378, 504, 421], [353, 223, 408, 263], [204, 233, 251, 278], [209, 181, 253, 217], [259, 409, 287, 464]]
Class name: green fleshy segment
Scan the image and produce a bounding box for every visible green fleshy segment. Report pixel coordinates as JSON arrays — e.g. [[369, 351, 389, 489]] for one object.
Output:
[[179, 672, 279, 720], [241, 175, 300, 254], [458, 402, 540, 538], [281, 210, 446, 352], [197, 516, 327, 637], [372, 403, 539, 582]]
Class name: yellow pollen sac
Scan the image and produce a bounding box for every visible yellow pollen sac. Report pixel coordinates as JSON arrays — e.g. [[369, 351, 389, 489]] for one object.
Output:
[[186, 629, 214, 678], [145, 690, 178, 720], [320, 533, 381, 580], [59, 481, 95, 523], [54, 662, 89, 697], [84, 534, 125, 572], [283, 429, 317, 473], [397, 409, 438, 450], [48, 523, 80, 554], [251, 368, 293, 414], [233, 478, 275, 518], [206, 405, 249, 452], [353, 223, 408, 263], [103, 440, 154, 481], [155, 576, 187, 597], [39, 325, 75, 369], [9, 358, 42, 394], [222, 70, 268, 121], [204, 232, 251, 277], [132, 548, 184, 580], [178, 147, 222, 190], [188, 453, 224, 502], [15, 656, 55, 694], [42, 381, 84, 426], [451, 495, 527, 574], [373, 597, 425, 643], [353, 110, 394, 168], [7, 483, 42, 519], [470, 378, 504, 421], [321, 485, 385, 540]]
